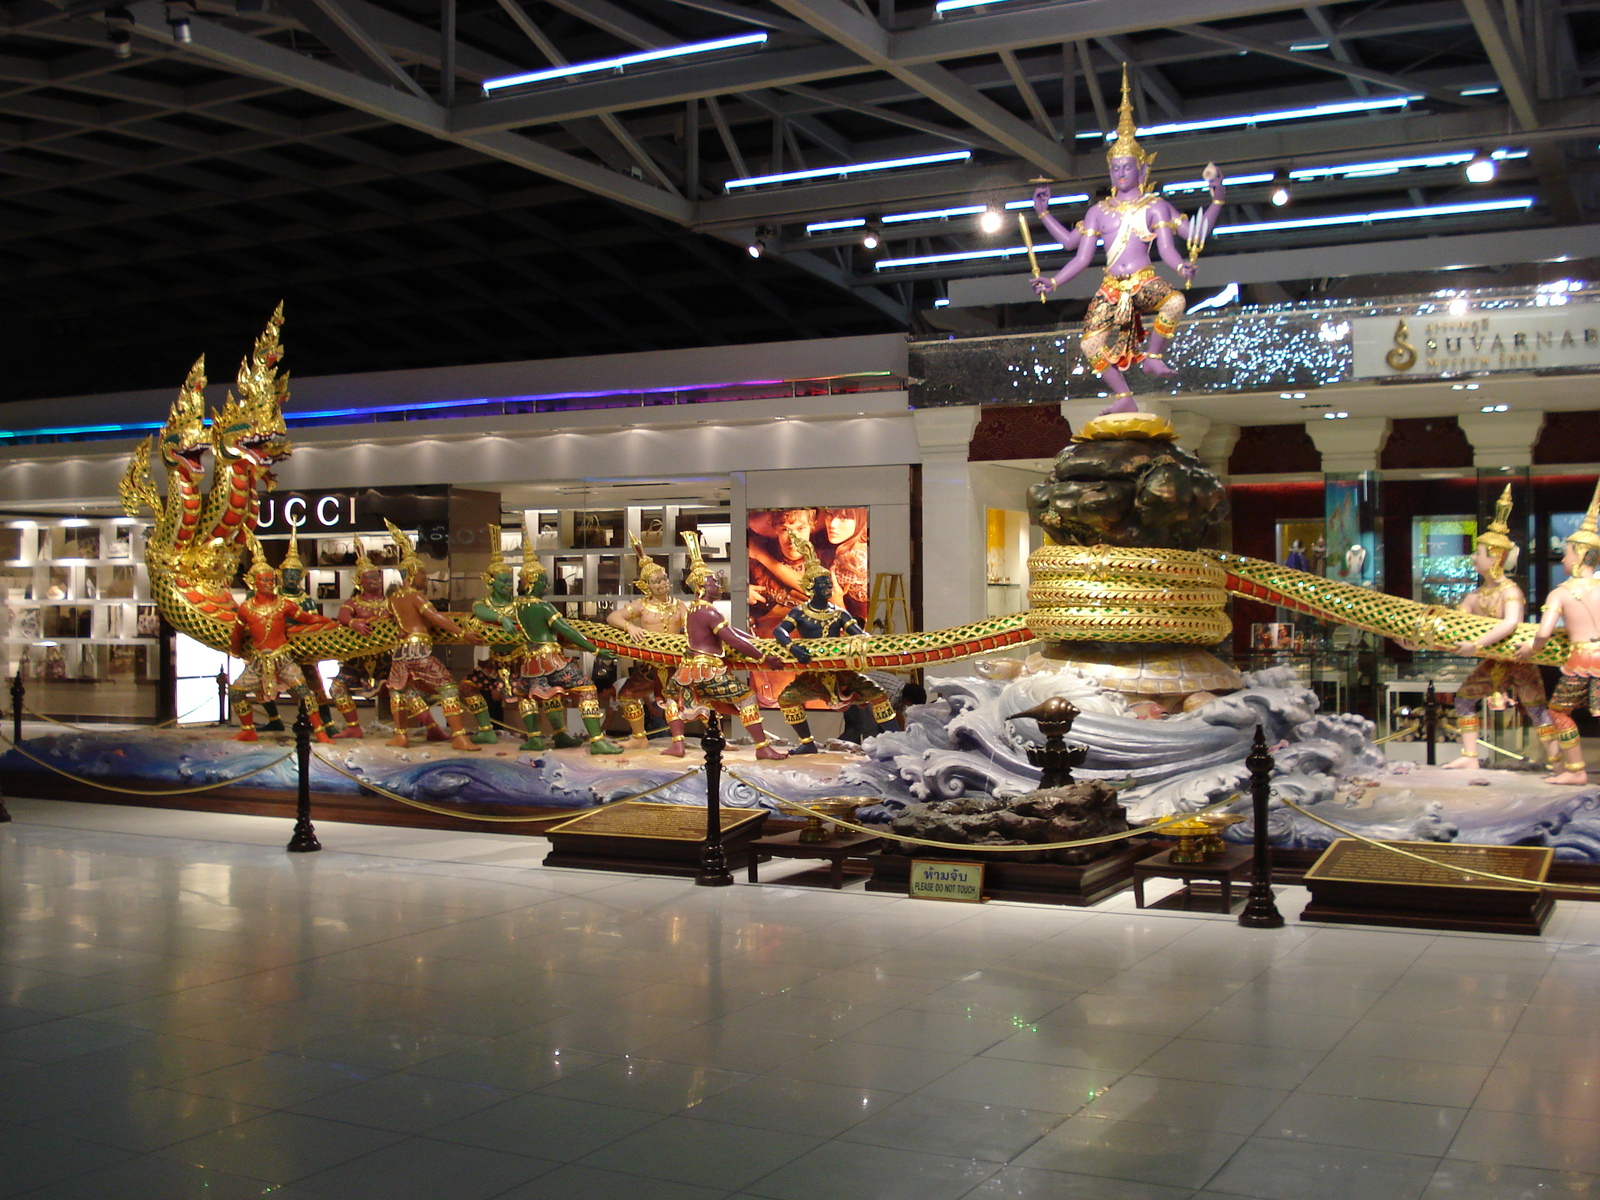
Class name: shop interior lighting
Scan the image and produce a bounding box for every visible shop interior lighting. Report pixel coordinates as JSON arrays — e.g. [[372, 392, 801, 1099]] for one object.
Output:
[[1465, 151, 1497, 183], [1270, 172, 1291, 207], [482, 31, 766, 93], [1480, 403, 1509, 412], [1451, 383, 1481, 390], [1215, 197, 1534, 236], [725, 150, 970, 191], [1322, 411, 1351, 419]]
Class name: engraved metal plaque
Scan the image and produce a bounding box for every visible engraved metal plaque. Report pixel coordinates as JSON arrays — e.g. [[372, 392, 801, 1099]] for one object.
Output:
[[1304, 838, 1551, 891], [545, 801, 767, 842]]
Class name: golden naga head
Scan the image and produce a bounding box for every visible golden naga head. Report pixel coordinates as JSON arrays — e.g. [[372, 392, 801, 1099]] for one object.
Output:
[[1105, 63, 1156, 174], [159, 356, 210, 479], [213, 304, 291, 468]]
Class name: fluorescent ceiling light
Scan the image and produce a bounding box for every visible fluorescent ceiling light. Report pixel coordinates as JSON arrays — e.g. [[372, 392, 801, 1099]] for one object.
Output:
[[1071, 94, 1418, 144], [725, 150, 971, 190], [934, 0, 1025, 11], [1164, 173, 1273, 193], [1459, 86, 1500, 96], [804, 218, 866, 233], [814, 194, 1091, 235], [1289, 41, 1330, 51], [1163, 151, 1524, 194], [875, 242, 1064, 270], [883, 205, 983, 225], [933, 298, 951, 307], [1003, 194, 1089, 210], [1216, 197, 1534, 236], [483, 32, 766, 92]]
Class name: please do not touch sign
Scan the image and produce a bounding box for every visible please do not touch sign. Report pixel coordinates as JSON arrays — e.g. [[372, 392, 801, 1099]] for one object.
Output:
[[908, 859, 985, 903]]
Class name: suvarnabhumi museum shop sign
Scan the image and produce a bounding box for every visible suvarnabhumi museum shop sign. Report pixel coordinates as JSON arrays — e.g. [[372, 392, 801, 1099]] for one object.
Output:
[[1351, 307, 1600, 378]]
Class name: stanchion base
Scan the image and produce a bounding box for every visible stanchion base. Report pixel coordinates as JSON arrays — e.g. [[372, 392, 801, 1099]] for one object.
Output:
[[287, 823, 321, 853], [1237, 884, 1285, 928], [695, 870, 735, 887]]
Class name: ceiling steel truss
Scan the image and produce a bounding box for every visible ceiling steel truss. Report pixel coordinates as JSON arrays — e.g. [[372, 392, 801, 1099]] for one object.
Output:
[[0, 0, 1593, 401]]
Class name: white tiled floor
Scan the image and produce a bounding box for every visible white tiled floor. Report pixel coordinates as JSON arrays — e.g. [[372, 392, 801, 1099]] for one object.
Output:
[[4, 798, 1600, 1200]]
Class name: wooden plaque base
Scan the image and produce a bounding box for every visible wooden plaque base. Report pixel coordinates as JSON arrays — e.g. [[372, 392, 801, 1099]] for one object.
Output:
[[864, 845, 1142, 906], [542, 802, 770, 877], [1302, 838, 1555, 936]]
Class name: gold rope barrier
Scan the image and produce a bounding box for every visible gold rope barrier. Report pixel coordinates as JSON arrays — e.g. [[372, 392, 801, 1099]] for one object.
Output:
[[310, 748, 699, 824], [1276, 794, 1600, 894], [24, 696, 216, 734], [0, 730, 295, 796], [724, 767, 1238, 853]]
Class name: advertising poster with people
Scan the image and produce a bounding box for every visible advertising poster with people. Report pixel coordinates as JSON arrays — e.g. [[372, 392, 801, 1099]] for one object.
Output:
[[746, 507, 869, 707]]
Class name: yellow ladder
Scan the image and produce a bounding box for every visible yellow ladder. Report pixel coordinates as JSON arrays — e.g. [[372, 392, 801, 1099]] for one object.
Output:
[[867, 572, 910, 634]]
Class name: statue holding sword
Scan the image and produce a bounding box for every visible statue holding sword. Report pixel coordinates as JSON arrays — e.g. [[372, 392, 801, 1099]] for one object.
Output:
[[1020, 65, 1226, 414]]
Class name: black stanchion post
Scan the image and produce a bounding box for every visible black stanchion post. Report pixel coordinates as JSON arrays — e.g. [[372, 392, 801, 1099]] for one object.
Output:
[[696, 720, 732, 887], [216, 668, 229, 728], [1238, 724, 1285, 929], [1423, 680, 1438, 767], [11, 668, 22, 747], [287, 700, 321, 854]]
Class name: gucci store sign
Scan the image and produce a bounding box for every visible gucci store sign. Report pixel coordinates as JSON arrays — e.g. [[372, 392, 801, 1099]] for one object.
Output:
[[1352, 307, 1600, 378]]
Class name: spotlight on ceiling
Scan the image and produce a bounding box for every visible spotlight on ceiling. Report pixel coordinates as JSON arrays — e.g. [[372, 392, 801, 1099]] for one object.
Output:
[[1465, 151, 1497, 183], [747, 226, 773, 258], [862, 219, 882, 251], [108, 27, 132, 57], [979, 206, 1002, 234], [1270, 171, 1291, 207]]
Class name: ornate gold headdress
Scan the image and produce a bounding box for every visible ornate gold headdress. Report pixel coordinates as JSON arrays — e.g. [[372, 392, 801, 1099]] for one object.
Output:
[[481, 524, 509, 588], [681, 530, 711, 596], [631, 535, 668, 594], [280, 527, 305, 574], [1105, 63, 1155, 173], [1476, 485, 1516, 579], [384, 519, 421, 575], [244, 529, 276, 582], [519, 523, 547, 593], [797, 537, 830, 589], [353, 536, 375, 574], [1569, 480, 1600, 553]]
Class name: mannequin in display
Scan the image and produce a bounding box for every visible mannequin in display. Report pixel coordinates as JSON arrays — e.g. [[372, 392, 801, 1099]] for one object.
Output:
[[228, 533, 339, 743], [1343, 543, 1367, 580], [1518, 484, 1600, 783], [1309, 536, 1328, 575], [665, 532, 788, 760], [771, 541, 898, 752], [1029, 65, 1224, 413], [1284, 539, 1310, 572], [458, 526, 528, 745], [607, 537, 687, 749], [382, 520, 482, 752], [1444, 487, 1561, 771], [508, 546, 622, 755]]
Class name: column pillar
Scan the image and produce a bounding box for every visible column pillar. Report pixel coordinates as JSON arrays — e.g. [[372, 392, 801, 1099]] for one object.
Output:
[[1305, 417, 1391, 473], [913, 406, 983, 637], [1169, 412, 1240, 476], [1456, 409, 1545, 468]]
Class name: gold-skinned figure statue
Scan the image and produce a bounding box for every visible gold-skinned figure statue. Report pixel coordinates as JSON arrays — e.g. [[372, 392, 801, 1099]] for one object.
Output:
[[607, 536, 687, 750], [1444, 486, 1561, 772]]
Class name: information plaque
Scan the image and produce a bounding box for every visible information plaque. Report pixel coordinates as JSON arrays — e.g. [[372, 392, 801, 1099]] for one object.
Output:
[[1302, 837, 1553, 935], [542, 801, 771, 877]]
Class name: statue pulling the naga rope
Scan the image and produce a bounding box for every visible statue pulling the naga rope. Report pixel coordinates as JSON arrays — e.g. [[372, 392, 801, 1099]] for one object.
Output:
[[1026, 65, 1225, 413], [124, 307, 1580, 765]]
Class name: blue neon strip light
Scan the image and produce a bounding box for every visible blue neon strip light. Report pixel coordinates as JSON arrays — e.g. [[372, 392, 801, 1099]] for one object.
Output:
[[725, 150, 971, 190], [1215, 197, 1534, 235], [482, 32, 767, 93]]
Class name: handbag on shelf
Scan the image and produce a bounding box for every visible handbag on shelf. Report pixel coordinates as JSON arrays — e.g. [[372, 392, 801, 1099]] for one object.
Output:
[[536, 525, 558, 549], [574, 514, 613, 548], [638, 519, 664, 548]]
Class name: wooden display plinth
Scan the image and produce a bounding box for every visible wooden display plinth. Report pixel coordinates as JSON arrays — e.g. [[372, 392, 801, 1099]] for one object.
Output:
[[1302, 838, 1554, 936], [864, 844, 1143, 906], [542, 801, 770, 877]]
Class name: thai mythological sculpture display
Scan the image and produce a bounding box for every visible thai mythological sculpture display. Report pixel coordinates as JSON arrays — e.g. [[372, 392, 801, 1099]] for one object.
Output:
[[1518, 483, 1600, 783], [665, 533, 788, 760], [458, 526, 529, 746], [228, 533, 339, 743], [607, 536, 687, 749], [1028, 66, 1225, 413], [503, 536, 622, 755], [258, 529, 357, 734], [381, 520, 483, 752], [771, 540, 897, 752], [327, 541, 391, 739], [1444, 487, 1561, 772]]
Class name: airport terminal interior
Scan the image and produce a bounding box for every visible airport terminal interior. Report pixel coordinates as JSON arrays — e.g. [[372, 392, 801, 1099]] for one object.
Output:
[[4, 0, 1600, 1197]]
